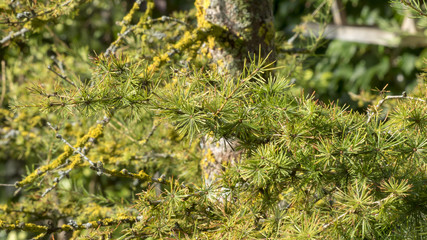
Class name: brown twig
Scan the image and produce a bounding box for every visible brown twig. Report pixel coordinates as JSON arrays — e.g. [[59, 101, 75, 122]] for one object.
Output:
[[47, 65, 76, 87]]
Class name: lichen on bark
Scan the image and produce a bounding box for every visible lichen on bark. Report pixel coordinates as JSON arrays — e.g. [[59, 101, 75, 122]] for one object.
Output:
[[195, 0, 275, 72]]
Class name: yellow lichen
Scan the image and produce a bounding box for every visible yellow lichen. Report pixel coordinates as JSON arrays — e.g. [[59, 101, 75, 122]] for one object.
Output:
[[16, 123, 106, 187], [122, 2, 140, 26], [207, 36, 216, 50], [23, 223, 48, 232], [137, 170, 151, 181], [61, 224, 73, 231], [200, 148, 216, 176], [87, 124, 104, 139], [0, 221, 48, 232], [195, 0, 211, 29]]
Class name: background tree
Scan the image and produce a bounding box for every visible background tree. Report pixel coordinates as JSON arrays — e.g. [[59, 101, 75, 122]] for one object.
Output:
[[0, 0, 426, 239]]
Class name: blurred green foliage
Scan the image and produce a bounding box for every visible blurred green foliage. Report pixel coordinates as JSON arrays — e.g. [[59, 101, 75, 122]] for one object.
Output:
[[274, 0, 426, 108]]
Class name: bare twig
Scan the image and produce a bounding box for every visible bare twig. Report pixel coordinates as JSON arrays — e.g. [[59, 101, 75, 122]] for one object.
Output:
[[47, 122, 98, 168], [0, 28, 29, 45], [366, 92, 426, 123], [140, 122, 158, 146], [0, 183, 15, 187], [151, 16, 192, 28], [47, 65, 76, 87], [288, 1, 328, 44], [41, 169, 72, 197]]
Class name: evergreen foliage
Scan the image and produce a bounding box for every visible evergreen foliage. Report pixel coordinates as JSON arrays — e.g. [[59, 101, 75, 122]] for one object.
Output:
[[0, 0, 426, 239]]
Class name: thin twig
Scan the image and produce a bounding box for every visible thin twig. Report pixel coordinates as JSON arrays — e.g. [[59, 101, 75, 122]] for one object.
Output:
[[45, 118, 178, 187], [41, 116, 111, 196], [288, 1, 328, 44], [47, 65, 76, 87], [3, 0, 74, 24], [47, 122, 98, 168], [140, 122, 158, 146], [109, 122, 140, 143], [110, 119, 158, 146], [0, 28, 29, 44], [105, 16, 192, 57], [41, 169, 72, 197], [401, 0, 427, 17], [151, 16, 193, 28], [0, 183, 15, 187], [366, 92, 426, 123]]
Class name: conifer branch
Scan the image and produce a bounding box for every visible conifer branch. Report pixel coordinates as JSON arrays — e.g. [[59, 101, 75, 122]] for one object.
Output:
[[46, 120, 183, 188], [15, 116, 109, 188], [322, 210, 352, 230], [214, 69, 258, 117], [399, 0, 427, 17], [48, 122, 97, 168], [2, 0, 426, 238], [0, 216, 138, 238]]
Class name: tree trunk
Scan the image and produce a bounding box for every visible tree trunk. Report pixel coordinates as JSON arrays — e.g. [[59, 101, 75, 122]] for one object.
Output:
[[195, 0, 275, 186]]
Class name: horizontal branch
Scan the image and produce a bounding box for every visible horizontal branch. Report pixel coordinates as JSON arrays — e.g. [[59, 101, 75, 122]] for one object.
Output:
[[0, 28, 29, 45], [367, 92, 426, 123], [305, 22, 427, 47], [15, 116, 109, 188], [0, 216, 138, 237]]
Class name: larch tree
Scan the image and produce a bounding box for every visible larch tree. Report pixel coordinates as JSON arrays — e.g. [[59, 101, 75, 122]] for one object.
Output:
[[0, 0, 426, 239]]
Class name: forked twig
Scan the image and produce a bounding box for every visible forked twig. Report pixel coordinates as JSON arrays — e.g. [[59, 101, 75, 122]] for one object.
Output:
[[366, 92, 425, 123]]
